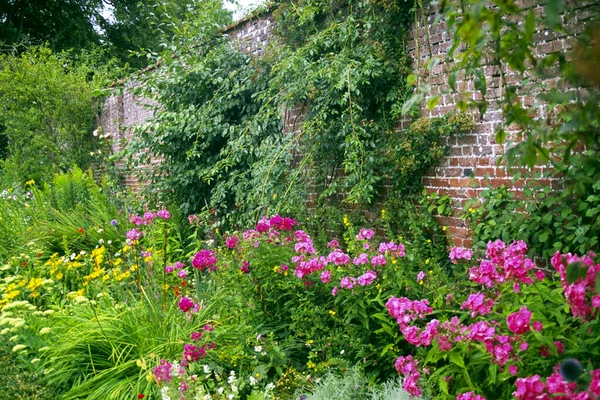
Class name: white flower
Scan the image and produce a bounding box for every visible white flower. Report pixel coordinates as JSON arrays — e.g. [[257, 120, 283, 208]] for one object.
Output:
[[203, 365, 211, 374], [340, 349, 345, 355], [227, 394, 234, 400], [98, 239, 105, 244], [70, 253, 76, 260], [249, 376, 257, 386], [254, 345, 262, 352], [97, 228, 104, 233], [265, 382, 275, 391], [231, 384, 238, 393], [161, 386, 171, 400], [217, 387, 224, 394], [107, 240, 112, 245]]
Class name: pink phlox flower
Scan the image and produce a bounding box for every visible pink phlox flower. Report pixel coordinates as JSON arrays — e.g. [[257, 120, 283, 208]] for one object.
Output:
[[321, 270, 332, 284], [394, 355, 422, 398], [240, 261, 250, 274], [469, 260, 502, 287], [225, 235, 239, 249], [449, 246, 474, 264], [457, 392, 487, 400], [295, 240, 316, 254], [356, 228, 375, 241], [466, 321, 496, 342], [371, 254, 386, 266], [332, 286, 338, 296], [190, 331, 202, 341], [192, 249, 218, 271], [183, 344, 202, 363], [486, 239, 507, 265], [327, 239, 340, 249], [165, 265, 175, 274], [157, 209, 170, 220], [144, 212, 157, 223], [507, 306, 532, 335], [340, 276, 356, 289], [386, 297, 433, 328], [378, 241, 397, 253], [243, 229, 260, 241], [460, 293, 494, 318], [255, 217, 270, 233], [268, 215, 296, 231], [513, 375, 546, 399], [417, 271, 425, 281], [294, 230, 311, 242], [327, 249, 350, 265], [178, 297, 194, 313], [129, 214, 146, 226], [152, 359, 173, 384], [353, 253, 369, 265], [126, 228, 143, 241], [357, 270, 377, 286], [177, 269, 188, 278]]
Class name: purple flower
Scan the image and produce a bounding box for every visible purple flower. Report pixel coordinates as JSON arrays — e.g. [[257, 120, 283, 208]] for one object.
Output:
[[356, 228, 374, 241], [178, 297, 194, 312], [321, 270, 332, 284], [129, 214, 146, 226], [165, 265, 175, 274], [144, 212, 157, 223], [416, 271, 425, 281], [110, 219, 118, 226], [153, 359, 173, 384], [225, 236, 239, 249], [340, 276, 356, 289]]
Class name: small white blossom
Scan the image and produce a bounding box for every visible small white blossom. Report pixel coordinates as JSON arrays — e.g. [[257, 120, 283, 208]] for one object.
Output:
[[254, 345, 262, 352], [249, 376, 257, 386], [217, 387, 224, 394], [266, 382, 275, 391]]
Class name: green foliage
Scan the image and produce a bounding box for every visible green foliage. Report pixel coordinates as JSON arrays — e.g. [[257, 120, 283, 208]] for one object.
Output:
[[466, 169, 600, 259], [0, 47, 99, 185]]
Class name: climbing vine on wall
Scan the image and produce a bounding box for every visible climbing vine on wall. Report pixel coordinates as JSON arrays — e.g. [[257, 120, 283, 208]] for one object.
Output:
[[124, 0, 472, 230]]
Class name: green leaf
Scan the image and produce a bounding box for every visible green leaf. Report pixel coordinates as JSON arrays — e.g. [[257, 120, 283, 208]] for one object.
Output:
[[449, 351, 466, 369], [566, 261, 583, 284], [596, 274, 600, 295], [496, 128, 506, 145], [427, 95, 440, 110], [539, 231, 549, 243]]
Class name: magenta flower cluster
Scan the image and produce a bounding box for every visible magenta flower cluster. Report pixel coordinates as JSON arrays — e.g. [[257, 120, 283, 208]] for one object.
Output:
[[126, 228, 143, 241], [192, 249, 218, 272], [551, 251, 600, 320], [513, 368, 600, 399], [129, 208, 171, 226]]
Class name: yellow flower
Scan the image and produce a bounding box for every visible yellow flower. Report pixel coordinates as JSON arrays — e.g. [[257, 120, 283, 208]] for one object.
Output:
[[255, 373, 260, 378], [427, 239, 431, 243], [428, 270, 433, 274], [273, 266, 279, 273], [419, 280, 423, 285], [25, 179, 35, 186], [307, 361, 316, 369], [215, 228, 219, 234], [442, 226, 447, 231], [55, 272, 63, 280], [329, 310, 336, 316], [425, 259, 430, 264], [122, 245, 130, 253], [469, 208, 476, 213], [381, 209, 387, 219], [392, 259, 397, 265]]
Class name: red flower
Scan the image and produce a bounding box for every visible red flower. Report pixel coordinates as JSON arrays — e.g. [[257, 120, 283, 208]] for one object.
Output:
[[78, 227, 84, 234], [22, 261, 27, 267], [37, 253, 42, 257], [138, 394, 145, 399], [181, 281, 187, 287]]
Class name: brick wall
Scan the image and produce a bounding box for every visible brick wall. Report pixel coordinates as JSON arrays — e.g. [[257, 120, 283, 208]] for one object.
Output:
[[100, 3, 593, 246]]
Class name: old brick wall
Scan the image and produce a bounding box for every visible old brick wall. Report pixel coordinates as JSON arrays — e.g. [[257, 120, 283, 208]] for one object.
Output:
[[410, 1, 594, 246], [100, 3, 592, 246]]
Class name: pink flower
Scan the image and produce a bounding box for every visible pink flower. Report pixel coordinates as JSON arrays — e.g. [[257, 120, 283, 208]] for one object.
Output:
[[129, 214, 146, 226], [165, 265, 175, 273], [177, 269, 188, 279], [332, 286, 338, 296], [126, 228, 143, 241], [507, 306, 532, 335], [513, 375, 545, 399], [593, 295, 600, 308], [190, 331, 202, 341], [225, 236, 239, 249], [555, 341, 565, 354], [416, 271, 425, 281], [449, 246, 474, 264], [509, 365, 518, 376], [144, 212, 157, 223], [340, 276, 356, 289], [327, 239, 340, 249], [240, 261, 250, 274], [353, 253, 369, 265], [357, 270, 377, 286], [460, 293, 494, 318], [321, 270, 332, 284], [356, 228, 374, 240], [153, 359, 173, 384], [371, 255, 386, 266], [536, 270, 545, 281], [192, 249, 218, 272], [328, 249, 350, 265], [457, 392, 486, 400], [157, 209, 171, 220], [533, 321, 543, 331], [520, 342, 529, 351], [178, 297, 194, 312]]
